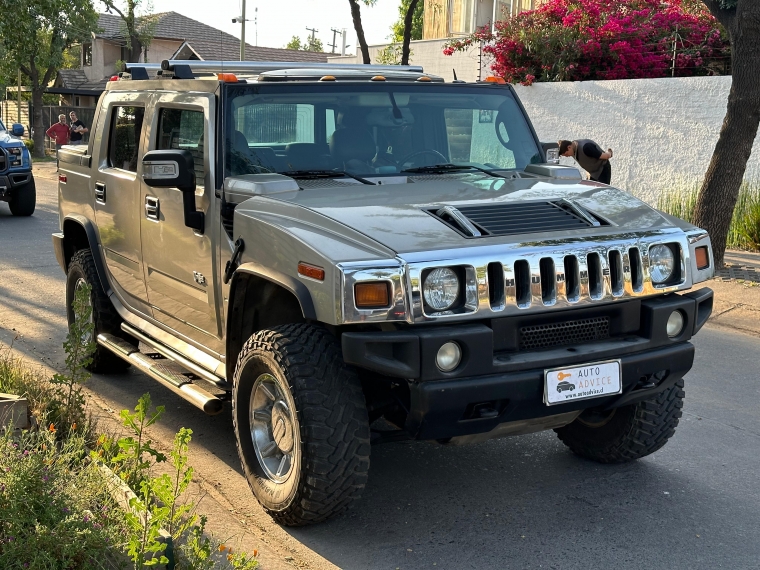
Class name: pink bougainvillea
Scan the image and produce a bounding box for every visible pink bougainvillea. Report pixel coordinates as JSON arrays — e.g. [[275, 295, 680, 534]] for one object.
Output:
[[445, 0, 730, 84]]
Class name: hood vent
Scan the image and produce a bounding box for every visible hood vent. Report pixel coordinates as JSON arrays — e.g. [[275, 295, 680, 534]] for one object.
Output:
[[429, 200, 607, 238]]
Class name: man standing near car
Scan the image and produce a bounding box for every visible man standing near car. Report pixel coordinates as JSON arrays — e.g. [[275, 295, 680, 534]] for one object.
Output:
[[559, 139, 613, 184], [45, 114, 70, 170], [69, 111, 88, 145]]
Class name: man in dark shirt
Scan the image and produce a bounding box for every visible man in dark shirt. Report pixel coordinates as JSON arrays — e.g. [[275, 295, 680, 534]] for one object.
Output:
[[69, 111, 88, 145], [559, 139, 613, 184]]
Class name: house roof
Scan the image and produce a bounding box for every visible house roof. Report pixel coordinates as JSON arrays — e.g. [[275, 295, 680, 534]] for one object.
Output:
[[95, 12, 328, 63], [53, 69, 110, 94]]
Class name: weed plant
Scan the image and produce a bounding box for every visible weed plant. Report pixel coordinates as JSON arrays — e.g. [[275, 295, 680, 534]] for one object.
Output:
[[657, 182, 760, 252]]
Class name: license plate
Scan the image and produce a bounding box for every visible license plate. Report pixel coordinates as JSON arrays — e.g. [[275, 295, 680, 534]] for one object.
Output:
[[544, 359, 622, 406]]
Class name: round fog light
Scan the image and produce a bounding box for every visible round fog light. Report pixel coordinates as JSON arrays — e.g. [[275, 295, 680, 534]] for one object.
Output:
[[666, 310, 685, 338], [436, 341, 462, 372]]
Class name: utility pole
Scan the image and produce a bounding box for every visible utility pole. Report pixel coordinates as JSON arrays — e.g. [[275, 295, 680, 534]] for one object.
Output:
[[329, 28, 340, 53], [232, 0, 253, 60], [254, 7, 258, 46], [341, 29, 348, 56], [306, 26, 318, 43]]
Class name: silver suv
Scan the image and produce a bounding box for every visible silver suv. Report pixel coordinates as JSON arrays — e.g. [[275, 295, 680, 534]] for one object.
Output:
[[53, 60, 715, 526]]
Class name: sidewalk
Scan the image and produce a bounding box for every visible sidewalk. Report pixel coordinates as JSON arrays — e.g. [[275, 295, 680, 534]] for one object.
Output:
[[697, 249, 760, 338]]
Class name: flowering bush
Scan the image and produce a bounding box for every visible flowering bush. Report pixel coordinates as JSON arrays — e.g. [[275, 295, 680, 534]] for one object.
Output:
[[444, 0, 731, 84]]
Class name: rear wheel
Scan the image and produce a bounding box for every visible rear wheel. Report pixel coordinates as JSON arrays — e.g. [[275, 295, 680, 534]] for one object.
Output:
[[232, 323, 370, 526], [66, 249, 130, 373], [554, 379, 685, 463], [8, 178, 36, 216]]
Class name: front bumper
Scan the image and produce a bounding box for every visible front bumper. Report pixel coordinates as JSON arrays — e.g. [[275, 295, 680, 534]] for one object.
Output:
[[0, 171, 33, 201], [342, 289, 713, 441]]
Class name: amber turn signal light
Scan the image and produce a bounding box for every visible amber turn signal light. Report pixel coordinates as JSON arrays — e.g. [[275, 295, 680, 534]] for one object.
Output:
[[298, 262, 325, 281], [355, 282, 390, 308], [695, 246, 710, 270]]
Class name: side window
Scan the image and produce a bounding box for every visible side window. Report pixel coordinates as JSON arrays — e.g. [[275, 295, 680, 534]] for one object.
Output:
[[108, 106, 144, 172], [157, 108, 206, 182]]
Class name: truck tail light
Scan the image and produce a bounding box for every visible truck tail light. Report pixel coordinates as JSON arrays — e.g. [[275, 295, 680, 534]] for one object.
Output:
[[355, 282, 390, 308]]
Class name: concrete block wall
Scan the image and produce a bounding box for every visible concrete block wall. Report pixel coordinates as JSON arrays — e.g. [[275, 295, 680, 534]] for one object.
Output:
[[513, 76, 759, 203]]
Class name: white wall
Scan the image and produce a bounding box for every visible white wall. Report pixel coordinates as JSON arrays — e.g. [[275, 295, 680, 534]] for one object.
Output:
[[513, 76, 759, 203], [328, 39, 484, 82]]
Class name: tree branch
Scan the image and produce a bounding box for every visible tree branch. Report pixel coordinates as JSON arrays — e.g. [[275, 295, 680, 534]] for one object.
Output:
[[401, 0, 421, 65], [102, 0, 127, 20]]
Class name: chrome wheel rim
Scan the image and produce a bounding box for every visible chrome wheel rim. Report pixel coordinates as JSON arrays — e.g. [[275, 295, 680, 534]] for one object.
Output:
[[73, 277, 95, 344], [250, 373, 297, 483]]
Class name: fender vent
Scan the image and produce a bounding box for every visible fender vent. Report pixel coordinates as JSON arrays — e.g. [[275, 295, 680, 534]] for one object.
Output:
[[221, 203, 236, 240], [430, 200, 606, 238]]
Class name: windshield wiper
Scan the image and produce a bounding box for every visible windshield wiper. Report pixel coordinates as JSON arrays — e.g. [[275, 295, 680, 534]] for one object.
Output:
[[280, 169, 375, 185], [401, 163, 508, 178]]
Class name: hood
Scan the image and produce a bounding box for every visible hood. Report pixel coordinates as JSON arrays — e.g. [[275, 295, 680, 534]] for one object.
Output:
[[0, 131, 22, 146], [265, 173, 677, 255]]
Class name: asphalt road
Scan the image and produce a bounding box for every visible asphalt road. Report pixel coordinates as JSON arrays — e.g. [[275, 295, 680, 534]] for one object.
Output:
[[1, 170, 759, 570]]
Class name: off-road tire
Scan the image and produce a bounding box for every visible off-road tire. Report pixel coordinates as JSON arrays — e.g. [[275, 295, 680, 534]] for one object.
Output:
[[8, 178, 36, 216], [232, 323, 370, 526], [66, 249, 130, 373], [554, 379, 685, 463]]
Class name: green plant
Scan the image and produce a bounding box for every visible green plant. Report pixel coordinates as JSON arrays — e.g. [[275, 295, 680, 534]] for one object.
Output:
[[175, 516, 259, 570], [51, 281, 96, 436], [23, 138, 34, 152], [657, 181, 760, 252], [0, 428, 127, 569]]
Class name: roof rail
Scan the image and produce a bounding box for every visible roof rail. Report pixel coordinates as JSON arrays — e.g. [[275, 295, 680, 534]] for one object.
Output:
[[124, 60, 425, 76]]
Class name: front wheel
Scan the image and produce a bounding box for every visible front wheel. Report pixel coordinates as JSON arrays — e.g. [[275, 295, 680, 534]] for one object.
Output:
[[8, 178, 36, 216], [554, 379, 685, 463], [232, 324, 370, 526], [66, 249, 130, 373]]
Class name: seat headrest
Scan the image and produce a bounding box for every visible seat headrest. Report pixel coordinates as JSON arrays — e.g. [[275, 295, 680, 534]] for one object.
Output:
[[329, 128, 376, 162]]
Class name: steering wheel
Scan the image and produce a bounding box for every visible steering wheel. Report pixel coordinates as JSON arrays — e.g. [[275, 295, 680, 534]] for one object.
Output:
[[398, 149, 449, 169]]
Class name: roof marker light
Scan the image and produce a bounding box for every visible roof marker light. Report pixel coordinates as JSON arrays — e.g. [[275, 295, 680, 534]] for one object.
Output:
[[109, 75, 119, 81], [370, 75, 386, 81], [416, 76, 432, 82], [319, 75, 337, 81], [217, 73, 238, 82], [484, 76, 506, 84]]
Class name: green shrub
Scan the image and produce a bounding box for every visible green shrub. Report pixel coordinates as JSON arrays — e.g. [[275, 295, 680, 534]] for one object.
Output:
[[23, 138, 34, 152], [656, 182, 760, 252]]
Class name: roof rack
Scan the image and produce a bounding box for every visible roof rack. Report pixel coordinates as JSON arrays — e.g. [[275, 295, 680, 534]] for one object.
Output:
[[125, 59, 425, 77]]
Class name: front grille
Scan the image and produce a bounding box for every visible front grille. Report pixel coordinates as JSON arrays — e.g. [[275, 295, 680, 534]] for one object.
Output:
[[0, 149, 6, 173], [519, 316, 610, 351], [453, 201, 599, 237]]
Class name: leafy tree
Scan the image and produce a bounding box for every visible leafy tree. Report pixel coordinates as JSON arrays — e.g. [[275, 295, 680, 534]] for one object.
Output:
[[348, 0, 377, 64], [444, 0, 729, 84], [285, 35, 324, 52], [305, 36, 324, 52], [391, 0, 423, 64], [391, 0, 424, 42], [0, 0, 98, 157], [693, 0, 759, 266], [100, 0, 160, 63], [285, 35, 303, 50]]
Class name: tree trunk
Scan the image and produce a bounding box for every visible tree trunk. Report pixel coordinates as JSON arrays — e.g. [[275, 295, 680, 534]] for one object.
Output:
[[31, 87, 45, 159], [693, 1, 760, 267], [348, 0, 371, 64], [128, 34, 143, 63], [401, 0, 421, 65]]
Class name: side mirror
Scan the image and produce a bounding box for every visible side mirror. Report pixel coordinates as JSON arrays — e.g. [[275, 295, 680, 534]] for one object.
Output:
[[11, 124, 24, 137], [541, 141, 560, 164], [142, 149, 204, 233]]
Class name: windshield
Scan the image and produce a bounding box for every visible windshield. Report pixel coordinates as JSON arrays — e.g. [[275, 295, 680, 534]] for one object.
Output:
[[224, 84, 541, 178]]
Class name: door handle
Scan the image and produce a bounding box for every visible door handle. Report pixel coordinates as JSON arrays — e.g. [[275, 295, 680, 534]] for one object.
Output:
[[145, 196, 160, 220], [94, 182, 106, 204]]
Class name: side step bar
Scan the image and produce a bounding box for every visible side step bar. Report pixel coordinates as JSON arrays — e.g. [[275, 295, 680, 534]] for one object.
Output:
[[97, 333, 225, 415]]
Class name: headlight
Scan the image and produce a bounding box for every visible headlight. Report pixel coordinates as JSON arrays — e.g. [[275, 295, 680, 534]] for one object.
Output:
[[423, 267, 460, 311], [8, 147, 22, 156], [649, 244, 675, 284]]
